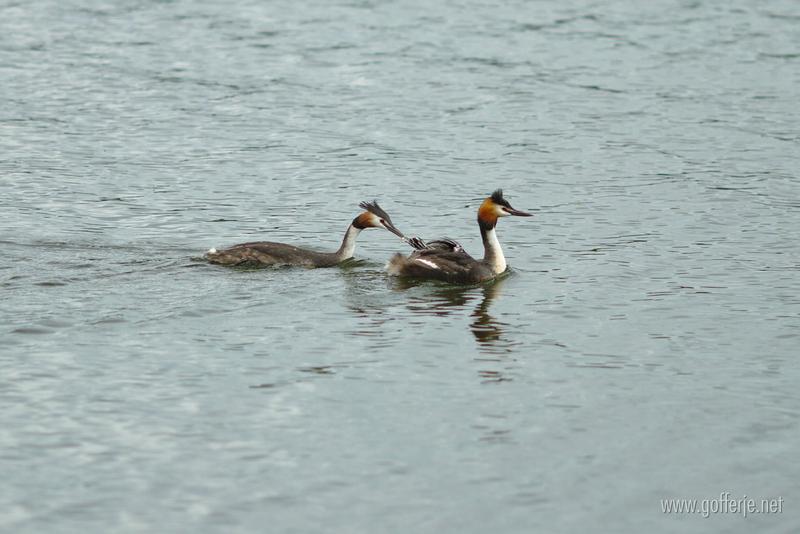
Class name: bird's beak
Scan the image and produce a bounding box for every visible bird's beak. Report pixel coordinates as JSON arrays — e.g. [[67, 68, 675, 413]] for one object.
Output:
[[505, 206, 533, 217], [382, 220, 407, 240]]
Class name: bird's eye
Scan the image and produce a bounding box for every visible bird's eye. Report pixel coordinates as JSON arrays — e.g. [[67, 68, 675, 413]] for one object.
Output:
[[380, 219, 386, 225]]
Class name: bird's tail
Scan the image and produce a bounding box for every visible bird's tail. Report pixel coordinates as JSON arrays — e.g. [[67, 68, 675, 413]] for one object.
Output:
[[386, 253, 410, 276], [204, 247, 240, 265]]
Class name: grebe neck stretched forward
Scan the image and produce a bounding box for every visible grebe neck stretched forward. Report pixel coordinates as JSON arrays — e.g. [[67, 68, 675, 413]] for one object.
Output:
[[388, 190, 532, 284], [205, 201, 407, 268]]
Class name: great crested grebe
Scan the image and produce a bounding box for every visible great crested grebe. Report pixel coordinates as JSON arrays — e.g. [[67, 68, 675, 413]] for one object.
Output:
[[205, 201, 407, 267], [387, 190, 532, 284]]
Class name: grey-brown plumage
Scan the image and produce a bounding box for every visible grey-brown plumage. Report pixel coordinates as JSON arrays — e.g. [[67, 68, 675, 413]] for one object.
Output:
[[388, 248, 496, 284], [387, 190, 532, 284], [206, 241, 345, 267], [205, 201, 407, 268]]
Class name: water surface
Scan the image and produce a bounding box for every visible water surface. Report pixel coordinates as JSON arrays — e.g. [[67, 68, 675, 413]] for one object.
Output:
[[1, 0, 799, 532]]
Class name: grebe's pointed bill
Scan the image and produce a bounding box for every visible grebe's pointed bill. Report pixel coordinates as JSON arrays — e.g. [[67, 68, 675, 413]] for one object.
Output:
[[503, 206, 532, 217], [357, 200, 407, 240]]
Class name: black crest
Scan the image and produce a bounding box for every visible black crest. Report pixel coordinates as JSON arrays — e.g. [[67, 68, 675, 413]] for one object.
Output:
[[358, 200, 393, 223], [490, 189, 511, 207]]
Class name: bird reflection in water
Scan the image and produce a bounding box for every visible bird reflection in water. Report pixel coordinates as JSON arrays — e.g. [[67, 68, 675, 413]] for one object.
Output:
[[340, 269, 519, 383], [393, 274, 519, 356]]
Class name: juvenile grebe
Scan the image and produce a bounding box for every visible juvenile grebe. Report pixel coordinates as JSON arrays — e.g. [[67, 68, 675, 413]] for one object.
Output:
[[387, 190, 531, 284], [205, 201, 407, 267]]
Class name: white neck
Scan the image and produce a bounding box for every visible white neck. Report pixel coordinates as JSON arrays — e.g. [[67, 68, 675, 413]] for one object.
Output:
[[481, 227, 506, 274], [335, 224, 362, 260]]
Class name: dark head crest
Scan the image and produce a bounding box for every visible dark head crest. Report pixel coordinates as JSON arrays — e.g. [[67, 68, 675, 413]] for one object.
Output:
[[490, 189, 510, 207], [358, 200, 393, 223]]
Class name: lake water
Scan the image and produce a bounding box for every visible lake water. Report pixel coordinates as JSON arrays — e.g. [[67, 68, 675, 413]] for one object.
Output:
[[1, 1, 798, 532]]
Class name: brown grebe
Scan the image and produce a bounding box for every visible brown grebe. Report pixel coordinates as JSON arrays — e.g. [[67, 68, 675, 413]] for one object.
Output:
[[205, 201, 408, 267], [387, 190, 531, 284]]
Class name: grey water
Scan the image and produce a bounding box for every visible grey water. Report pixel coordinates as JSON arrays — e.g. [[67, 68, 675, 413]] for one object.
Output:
[[1, 0, 799, 532]]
